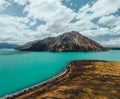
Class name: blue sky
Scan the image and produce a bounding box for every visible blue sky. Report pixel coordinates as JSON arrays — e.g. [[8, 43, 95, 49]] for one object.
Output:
[[0, 0, 120, 47]]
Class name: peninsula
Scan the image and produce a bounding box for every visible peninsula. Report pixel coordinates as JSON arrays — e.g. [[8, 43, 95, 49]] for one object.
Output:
[[6, 60, 120, 99]]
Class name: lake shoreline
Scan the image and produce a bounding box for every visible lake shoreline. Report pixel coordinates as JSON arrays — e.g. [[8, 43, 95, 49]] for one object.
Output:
[[3, 60, 120, 99], [2, 63, 69, 99]]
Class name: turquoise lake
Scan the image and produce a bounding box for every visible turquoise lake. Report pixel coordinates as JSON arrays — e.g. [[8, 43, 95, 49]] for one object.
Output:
[[0, 49, 120, 97]]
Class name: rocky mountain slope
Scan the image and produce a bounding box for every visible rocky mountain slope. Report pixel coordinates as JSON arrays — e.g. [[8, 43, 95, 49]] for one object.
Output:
[[16, 31, 108, 52]]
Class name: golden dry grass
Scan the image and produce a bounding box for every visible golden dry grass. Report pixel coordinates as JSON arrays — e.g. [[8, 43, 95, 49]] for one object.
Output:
[[7, 60, 120, 99]]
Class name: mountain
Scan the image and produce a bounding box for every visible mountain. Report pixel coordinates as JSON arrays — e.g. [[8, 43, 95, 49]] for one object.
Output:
[[16, 31, 108, 52], [0, 43, 20, 49], [107, 47, 120, 50]]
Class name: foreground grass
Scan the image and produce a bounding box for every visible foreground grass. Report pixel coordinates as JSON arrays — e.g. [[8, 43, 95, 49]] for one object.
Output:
[[7, 60, 120, 99]]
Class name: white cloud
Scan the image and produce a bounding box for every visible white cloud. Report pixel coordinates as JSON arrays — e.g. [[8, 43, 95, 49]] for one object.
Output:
[[81, 27, 111, 37], [24, 0, 77, 36], [90, 0, 120, 18], [98, 15, 120, 35], [0, 14, 29, 30], [111, 25, 120, 35], [29, 21, 36, 26], [0, 15, 37, 44], [98, 15, 120, 27], [75, 0, 120, 38], [24, 0, 76, 22], [14, 0, 28, 5], [77, 0, 120, 21], [0, 0, 120, 47], [101, 38, 120, 47], [0, 0, 10, 11]]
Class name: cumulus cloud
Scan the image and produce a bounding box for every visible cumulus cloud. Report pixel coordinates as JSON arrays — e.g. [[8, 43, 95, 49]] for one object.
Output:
[[101, 38, 120, 47], [97, 15, 120, 36], [0, 14, 37, 44], [81, 28, 109, 37], [0, 0, 11, 12], [24, 0, 77, 35], [13, 0, 28, 5], [24, 0, 76, 22], [0, 0, 120, 47], [98, 15, 120, 27], [75, 0, 120, 37], [89, 0, 120, 18]]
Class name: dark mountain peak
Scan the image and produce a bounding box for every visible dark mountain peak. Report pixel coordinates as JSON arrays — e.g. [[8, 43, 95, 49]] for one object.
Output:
[[58, 31, 84, 43], [16, 31, 108, 52], [60, 31, 82, 37]]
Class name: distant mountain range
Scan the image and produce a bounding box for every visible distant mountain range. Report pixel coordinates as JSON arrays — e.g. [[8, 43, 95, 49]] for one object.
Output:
[[0, 43, 20, 49], [16, 31, 108, 52], [107, 47, 120, 50]]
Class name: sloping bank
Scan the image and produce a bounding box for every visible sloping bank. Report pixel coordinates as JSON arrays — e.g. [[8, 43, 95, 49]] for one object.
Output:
[[4, 60, 120, 99]]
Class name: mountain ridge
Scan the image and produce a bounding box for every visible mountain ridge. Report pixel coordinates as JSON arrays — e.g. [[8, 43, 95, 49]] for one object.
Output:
[[16, 31, 108, 52]]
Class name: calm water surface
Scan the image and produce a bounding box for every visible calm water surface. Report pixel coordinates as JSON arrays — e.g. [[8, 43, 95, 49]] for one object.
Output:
[[0, 49, 120, 97]]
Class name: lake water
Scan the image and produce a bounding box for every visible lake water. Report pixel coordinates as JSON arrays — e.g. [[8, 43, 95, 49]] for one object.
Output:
[[0, 49, 120, 97]]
